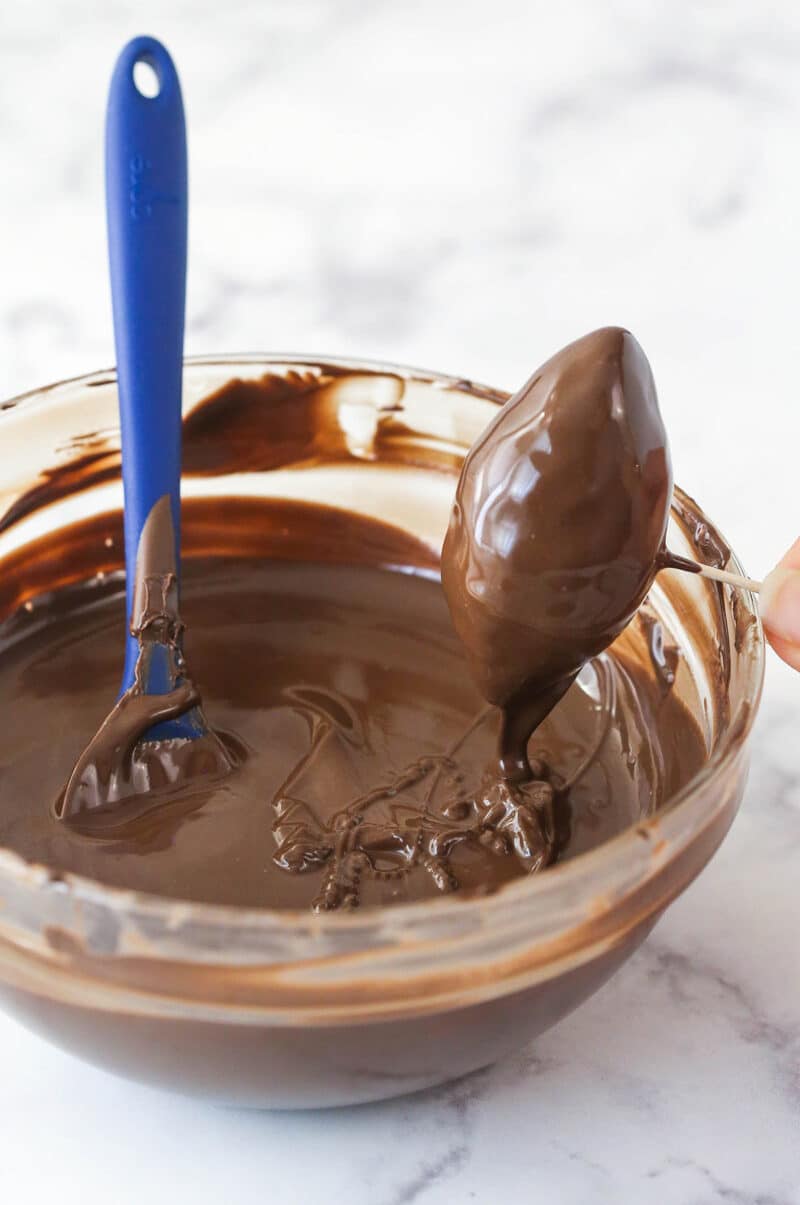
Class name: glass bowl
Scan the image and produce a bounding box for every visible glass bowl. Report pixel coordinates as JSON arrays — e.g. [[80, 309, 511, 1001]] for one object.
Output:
[[0, 356, 764, 1108]]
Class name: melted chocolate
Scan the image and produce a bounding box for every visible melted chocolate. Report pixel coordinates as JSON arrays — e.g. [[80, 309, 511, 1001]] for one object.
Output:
[[441, 328, 672, 780], [0, 495, 706, 911]]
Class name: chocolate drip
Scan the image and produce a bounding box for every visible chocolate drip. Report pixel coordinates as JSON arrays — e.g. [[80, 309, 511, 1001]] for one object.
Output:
[[274, 744, 557, 915]]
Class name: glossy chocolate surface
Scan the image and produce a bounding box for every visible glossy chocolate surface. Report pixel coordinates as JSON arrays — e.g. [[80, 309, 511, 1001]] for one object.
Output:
[[0, 493, 704, 910], [442, 328, 672, 779]]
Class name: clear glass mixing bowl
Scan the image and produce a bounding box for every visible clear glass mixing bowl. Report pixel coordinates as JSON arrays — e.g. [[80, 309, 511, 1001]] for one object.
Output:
[[0, 356, 764, 1107]]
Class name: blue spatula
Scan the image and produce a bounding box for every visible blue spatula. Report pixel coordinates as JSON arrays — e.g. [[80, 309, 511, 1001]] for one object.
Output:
[[59, 36, 232, 818]]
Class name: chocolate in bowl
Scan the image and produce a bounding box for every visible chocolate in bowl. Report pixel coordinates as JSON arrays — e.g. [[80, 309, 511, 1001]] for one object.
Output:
[[0, 356, 763, 1108]]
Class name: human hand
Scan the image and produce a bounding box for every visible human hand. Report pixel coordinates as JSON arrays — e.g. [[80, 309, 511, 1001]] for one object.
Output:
[[760, 538, 800, 670]]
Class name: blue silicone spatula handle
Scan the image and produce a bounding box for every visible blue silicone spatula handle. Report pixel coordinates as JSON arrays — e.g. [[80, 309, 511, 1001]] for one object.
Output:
[[106, 37, 188, 702]]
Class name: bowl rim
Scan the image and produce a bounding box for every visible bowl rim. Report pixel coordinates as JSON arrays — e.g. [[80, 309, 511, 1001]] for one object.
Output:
[[0, 353, 766, 959]]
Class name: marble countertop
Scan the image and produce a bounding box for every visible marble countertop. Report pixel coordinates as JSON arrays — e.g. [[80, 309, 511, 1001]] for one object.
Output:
[[2, 1, 799, 1201]]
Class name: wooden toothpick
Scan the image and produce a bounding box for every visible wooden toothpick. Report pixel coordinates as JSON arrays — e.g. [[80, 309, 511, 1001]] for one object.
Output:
[[662, 551, 761, 594], [692, 563, 761, 593]]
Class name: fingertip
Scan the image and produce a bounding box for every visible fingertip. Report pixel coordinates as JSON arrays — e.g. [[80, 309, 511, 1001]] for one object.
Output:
[[764, 628, 800, 673], [761, 567, 800, 648]]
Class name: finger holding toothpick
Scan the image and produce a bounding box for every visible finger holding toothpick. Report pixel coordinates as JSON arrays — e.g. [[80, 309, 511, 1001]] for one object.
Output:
[[760, 537, 800, 671]]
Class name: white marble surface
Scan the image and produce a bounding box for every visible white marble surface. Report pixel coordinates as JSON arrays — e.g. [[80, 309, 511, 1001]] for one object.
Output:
[[2, 1, 800, 1201]]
